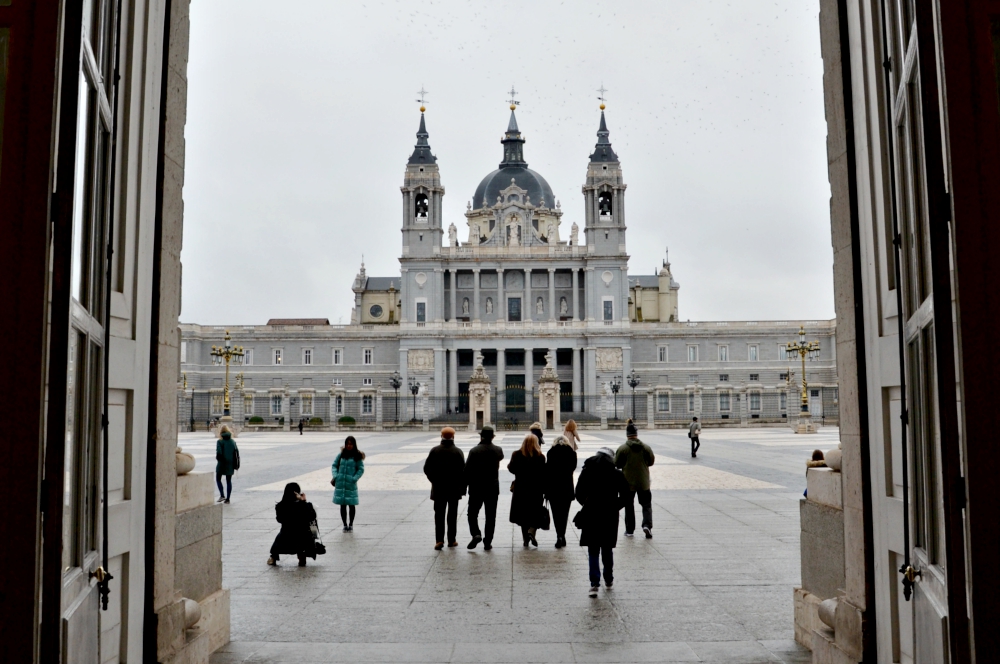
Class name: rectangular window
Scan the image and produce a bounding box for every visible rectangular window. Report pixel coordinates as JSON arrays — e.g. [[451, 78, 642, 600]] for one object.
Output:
[[658, 346, 667, 362], [687, 345, 698, 362], [779, 372, 788, 381], [333, 348, 342, 365], [507, 297, 522, 322], [211, 393, 223, 415], [718, 345, 728, 362], [271, 395, 283, 415], [332, 378, 343, 386], [719, 374, 729, 382], [657, 393, 670, 412], [688, 391, 696, 412], [748, 345, 759, 362], [301, 394, 313, 416], [416, 301, 426, 323], [244, 394, 254, 417], [363, 348, 373, 365], [335, 395, 343, 415], [750, 373, 759, 382], [749, 391, 761, 411], [719, 391, 731, 411], [303, 349, 312, 365], [779, 346, 788, 361], [603, 299, 614, 321], [363, 378, 373, 386], [362, 395, 373, 414], [273, 349, 283, 365], [780, 391, 787, 411], [244, 348, 254, 366]]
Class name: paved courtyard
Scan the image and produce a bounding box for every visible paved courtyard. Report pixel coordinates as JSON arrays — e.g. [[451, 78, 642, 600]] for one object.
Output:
[[192, 424, 836, 664]]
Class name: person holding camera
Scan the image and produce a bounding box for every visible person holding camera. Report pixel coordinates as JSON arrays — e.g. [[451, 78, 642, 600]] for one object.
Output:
[[267, 482, 318, 567]]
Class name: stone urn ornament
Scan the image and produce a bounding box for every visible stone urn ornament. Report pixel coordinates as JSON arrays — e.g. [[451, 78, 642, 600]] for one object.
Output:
[[176, 446, 196, 475]]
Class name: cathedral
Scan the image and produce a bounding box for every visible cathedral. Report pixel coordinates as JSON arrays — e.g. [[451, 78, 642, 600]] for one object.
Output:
[[180, 103, 838, 429]]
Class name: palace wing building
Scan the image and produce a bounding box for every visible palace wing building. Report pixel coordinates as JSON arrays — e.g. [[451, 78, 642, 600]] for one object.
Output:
[[181, 106, 838, 429]]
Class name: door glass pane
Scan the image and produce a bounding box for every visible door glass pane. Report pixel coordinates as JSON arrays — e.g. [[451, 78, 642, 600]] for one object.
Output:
[[71, 74, 93, 306], [507, 297, 521, 322], [416, 302, 426, 322], [63, 331, 86, 570], [603, 300, 613, 320]]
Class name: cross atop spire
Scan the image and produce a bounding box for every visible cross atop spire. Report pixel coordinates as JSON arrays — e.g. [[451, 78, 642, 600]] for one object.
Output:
[[597, 83, 608, 109], [507, 85, 520, 110], [416, 86, 428, 112]]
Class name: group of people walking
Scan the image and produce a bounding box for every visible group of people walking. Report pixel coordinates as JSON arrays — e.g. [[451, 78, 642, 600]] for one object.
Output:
[[261, 418, 666, 597]]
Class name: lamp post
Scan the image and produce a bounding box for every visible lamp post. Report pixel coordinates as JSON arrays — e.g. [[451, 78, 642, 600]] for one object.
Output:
[[408, 377, 420, 422], [210, 330, 244, 417], [610, 375, 622, 420], [786, 326, 820, 434], [390, 371, 402, 424], [627, 370, 640, 419]]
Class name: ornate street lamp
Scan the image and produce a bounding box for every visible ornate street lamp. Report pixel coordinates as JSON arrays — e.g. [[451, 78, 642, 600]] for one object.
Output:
[[627, 370, 640, 419], [390, 371, 402, 424], [610, 375, 622, 420], [408, 377, 420, 422], [786, 326, 820, 415], [210, 331, 244, 417]]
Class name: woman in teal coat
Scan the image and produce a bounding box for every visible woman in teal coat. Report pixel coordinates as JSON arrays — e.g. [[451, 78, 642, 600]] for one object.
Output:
[[331, 436, 365, 532], [215, 425, 240, 504]]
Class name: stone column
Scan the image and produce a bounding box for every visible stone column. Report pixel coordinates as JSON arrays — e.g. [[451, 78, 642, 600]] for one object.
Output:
[[524, 268, 532, 322], [449, 269, 457, 322], [585, 267, 595, 321], [497, 348, 506, 413], [399, 349, 409, 418], [548, 268, 556, 322], [572, 268, 580, 322], [434, 348, 446, 405], [473, 268, 481, 322], [572, 348, 581, 413], [497, 268, 505, 322], [282, 390, 291, 431], [376, 388, 383, 431], [647, 390, 655, 430], [449, 349, 459, 413], [621, 267, 629, 321], [525, 347, 534, 414], [400, 268, 409, 323]]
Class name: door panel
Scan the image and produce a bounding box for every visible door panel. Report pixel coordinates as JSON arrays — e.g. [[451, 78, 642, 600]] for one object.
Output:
[[63, 584, 99, 663]]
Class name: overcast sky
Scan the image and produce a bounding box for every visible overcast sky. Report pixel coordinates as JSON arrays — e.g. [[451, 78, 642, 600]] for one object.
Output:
[[181, 0, 834, 326]]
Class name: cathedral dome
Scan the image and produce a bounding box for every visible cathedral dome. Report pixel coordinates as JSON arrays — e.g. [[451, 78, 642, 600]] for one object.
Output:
[[472, 166, 555, 210], [472, 109, 555, 210]]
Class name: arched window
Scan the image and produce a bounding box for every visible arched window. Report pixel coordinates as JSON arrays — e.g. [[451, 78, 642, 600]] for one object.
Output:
[[598, 192, 613, 216], [415, 193, 429, 218]]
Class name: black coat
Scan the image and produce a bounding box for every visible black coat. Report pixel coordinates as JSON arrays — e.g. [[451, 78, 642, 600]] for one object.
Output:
[[574, 454, 630, 548], [464, 440, 505, 496], [545, 443, 577, 502], [423, 439, 466, 500], [270, 500, 318, 558], [508, 450, 547, 527], [530, 427, 545, 447]]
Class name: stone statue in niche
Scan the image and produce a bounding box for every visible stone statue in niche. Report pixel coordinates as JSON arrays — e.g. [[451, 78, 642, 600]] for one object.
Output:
[[547, 220, 556, 242], [486, 297, 493, 314], [570, 222, 579, 246], [462, 298, 470, 316], [448, 223, 458, 247], [508, 224, 520, 247], [560, 297, 568, 316], [536, 297, 544, 315]]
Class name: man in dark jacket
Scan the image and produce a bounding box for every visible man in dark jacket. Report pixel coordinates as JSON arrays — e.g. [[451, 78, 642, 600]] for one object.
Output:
[[614, 420, 656, 539], [423, 427, 466, 550], [463, 424, 505, 550], [575, 447, 630, 597]]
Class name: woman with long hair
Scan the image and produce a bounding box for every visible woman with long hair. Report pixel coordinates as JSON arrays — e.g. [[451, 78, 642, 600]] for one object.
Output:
[[508, 433, 548, 547], [562, 419, 581, 450], [268, 482, 318, 567], [546, 434, 578, 548], [332, 436, 365, 532]]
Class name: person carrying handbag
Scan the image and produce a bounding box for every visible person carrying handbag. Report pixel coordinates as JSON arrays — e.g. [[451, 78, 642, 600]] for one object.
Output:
[[508, 433, 548, 547], [331, 436, 365, 532], [215, 425, 240, 504]]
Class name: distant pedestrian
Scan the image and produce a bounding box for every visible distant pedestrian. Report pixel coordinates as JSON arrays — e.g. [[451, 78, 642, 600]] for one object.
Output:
[[546, 435, 578, 548], [688, 417, 702, 458], [215, 425, 240, 504], [562, 419, 581, 450], [423, 427, 466, 550], [298, 419, 305, 435], [529, 422, 545, 447], [615, 421, 655, 539], [508, 433, 547, 547], [463, 424, 505, 550], [332, 436, 365, 532], [268, 482, 319, 566], [575, 447, 630, 597]]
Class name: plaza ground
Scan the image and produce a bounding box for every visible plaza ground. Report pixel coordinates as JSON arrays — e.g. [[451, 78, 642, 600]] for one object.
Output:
[[194, 425, 836, 664]]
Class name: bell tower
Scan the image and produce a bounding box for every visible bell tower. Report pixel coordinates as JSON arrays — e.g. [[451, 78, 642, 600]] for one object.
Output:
[[582, 100, 627, 256], [401, 99, 444, 259]]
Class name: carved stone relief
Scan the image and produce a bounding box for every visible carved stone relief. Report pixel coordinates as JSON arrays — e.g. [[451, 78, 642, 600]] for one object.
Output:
[[407, 349, 435, 372], [596, 348, 623, 371]]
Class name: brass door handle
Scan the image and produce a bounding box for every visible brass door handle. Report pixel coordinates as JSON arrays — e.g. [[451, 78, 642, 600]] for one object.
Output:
[[90, 566, 107, 582], [903, 565, 922, 583]]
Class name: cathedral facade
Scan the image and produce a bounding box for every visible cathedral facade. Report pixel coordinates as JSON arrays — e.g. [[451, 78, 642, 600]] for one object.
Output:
[[180, 106, 838, 429]]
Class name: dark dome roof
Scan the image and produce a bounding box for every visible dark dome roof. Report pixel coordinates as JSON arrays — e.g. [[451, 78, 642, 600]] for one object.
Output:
[[472, 167, 555, 210]]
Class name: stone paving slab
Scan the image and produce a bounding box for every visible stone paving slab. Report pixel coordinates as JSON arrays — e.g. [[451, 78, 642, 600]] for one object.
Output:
[[202, 427, 822, 663]]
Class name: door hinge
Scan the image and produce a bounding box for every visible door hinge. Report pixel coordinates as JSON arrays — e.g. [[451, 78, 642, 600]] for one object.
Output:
[[39, 478, 48, 514]]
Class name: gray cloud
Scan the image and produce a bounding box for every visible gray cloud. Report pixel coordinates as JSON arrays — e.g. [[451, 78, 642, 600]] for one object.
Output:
[[181, 0, 833, 325]]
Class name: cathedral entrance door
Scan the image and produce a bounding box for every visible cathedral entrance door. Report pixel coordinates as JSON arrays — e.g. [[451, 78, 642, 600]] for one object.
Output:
[[505, 375, 525, 412]]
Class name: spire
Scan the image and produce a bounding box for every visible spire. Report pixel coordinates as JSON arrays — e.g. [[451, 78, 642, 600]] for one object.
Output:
[[408, 112, 437, 165], [507, 108, 519, 133], [500, 108, 526, 167], [590, 110, 618, 163]]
